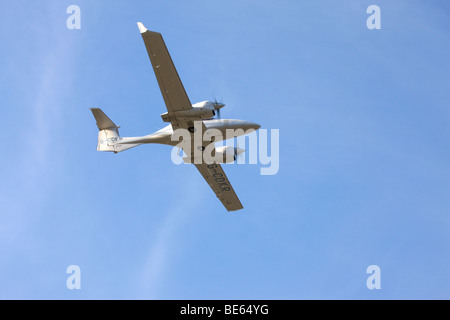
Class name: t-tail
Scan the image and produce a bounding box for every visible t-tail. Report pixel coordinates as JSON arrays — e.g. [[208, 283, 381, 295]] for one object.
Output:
[[90, 108, 140, 153]]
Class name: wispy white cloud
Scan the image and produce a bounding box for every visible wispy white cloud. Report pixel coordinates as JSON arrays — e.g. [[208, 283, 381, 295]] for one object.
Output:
[[136, 177, 202, 299], [0, 4, 79, 295]]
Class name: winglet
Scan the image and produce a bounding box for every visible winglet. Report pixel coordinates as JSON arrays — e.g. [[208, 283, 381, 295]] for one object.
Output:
[[137, 22, 148, 34]]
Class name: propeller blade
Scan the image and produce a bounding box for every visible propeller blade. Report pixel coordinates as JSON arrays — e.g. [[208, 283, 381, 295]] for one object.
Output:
[[235, 143, 245, 163]]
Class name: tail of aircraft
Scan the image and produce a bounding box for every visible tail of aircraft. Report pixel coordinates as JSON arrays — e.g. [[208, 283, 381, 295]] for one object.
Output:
[[90, 108, 139, 153]]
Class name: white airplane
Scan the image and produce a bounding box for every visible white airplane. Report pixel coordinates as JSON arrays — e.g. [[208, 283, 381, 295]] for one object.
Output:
[[90, 22, 260, 212]]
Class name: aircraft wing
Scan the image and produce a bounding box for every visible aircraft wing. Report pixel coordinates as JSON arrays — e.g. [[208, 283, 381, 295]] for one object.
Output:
[[138, 22, 243, 212], [138, 22, 192, 129], [180, 127, 242, 211], [194, 163, 243, 212]]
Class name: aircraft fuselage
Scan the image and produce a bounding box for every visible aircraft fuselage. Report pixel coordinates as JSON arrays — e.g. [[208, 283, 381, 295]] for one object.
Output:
[[119, 118, 260, 146]]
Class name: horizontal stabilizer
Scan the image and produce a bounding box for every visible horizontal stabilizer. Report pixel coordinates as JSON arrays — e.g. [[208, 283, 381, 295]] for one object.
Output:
[[90, 108, 119, 130]]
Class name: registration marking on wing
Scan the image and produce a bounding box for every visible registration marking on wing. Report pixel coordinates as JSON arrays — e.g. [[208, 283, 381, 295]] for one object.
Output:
[[206, 164, 231, 192]]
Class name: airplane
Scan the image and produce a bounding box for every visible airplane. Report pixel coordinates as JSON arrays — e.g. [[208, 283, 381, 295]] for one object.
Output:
[[90, 22, 260, 212]]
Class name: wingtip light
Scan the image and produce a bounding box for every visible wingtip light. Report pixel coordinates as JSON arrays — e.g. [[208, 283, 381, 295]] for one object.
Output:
[[137, 22, 148, 34]]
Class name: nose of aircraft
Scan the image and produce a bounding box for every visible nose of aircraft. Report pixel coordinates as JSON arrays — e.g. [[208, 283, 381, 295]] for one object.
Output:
[[233, 120, 260, 131], [246, 122, 261, 130]]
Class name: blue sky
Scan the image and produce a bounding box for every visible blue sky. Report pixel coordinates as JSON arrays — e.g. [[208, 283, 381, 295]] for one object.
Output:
[[0, 0, 449, 299]]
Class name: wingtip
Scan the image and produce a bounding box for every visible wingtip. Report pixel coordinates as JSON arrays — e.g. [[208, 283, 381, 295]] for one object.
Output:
[[137, 22, 148, 34]]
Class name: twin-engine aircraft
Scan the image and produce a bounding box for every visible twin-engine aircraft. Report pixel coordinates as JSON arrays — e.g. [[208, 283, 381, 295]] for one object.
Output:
[[91, 22, 260, 211]]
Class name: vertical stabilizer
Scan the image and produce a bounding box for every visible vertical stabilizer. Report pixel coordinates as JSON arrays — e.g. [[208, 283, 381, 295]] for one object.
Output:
[[90, 108, 140, 153]]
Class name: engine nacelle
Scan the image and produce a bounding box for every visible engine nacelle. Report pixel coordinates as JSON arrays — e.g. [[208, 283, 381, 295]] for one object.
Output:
[[161, 101, 216, 122], [214, 146, 245, 163], [214, 146, 235, 163], [182, 146, 245, 164]]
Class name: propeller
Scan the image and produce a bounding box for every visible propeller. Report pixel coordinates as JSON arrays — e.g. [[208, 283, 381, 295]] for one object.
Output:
[[234, 141, 245, 163], [213, 99, 225, 119]]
